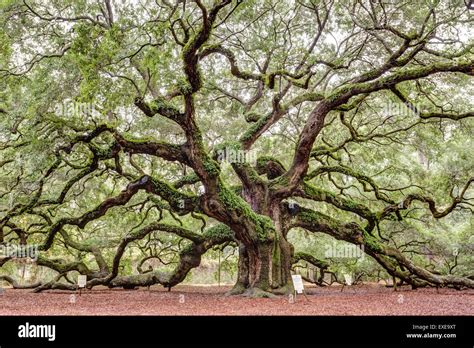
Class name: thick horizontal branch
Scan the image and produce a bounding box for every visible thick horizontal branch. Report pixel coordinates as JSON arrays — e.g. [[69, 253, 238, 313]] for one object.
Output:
[[292, 252, 329, 270], [39, 175, 199, 251], [295, 182, 377, 232], [291, 206, 474, 289]]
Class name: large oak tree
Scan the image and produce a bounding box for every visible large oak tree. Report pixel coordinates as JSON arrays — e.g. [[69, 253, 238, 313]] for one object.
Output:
[[1, 0, 473, 296]]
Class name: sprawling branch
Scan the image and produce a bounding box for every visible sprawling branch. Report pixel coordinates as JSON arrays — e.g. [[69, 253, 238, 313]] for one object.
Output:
[[291, 205, 474, 289], [381, 178, 474, 219], [39, 175, 199, 251], [282, 58, 474, 196]]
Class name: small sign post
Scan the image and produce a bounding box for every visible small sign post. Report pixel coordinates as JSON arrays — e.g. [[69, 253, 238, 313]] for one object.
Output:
[[78, 275, 87, 296], [343, 273, 353, 286], [291, 274, 309, 301], [342, 273, 356, 293]]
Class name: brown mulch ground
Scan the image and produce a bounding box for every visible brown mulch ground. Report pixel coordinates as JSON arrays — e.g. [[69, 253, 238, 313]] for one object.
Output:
[[0, 284, 473, 315]]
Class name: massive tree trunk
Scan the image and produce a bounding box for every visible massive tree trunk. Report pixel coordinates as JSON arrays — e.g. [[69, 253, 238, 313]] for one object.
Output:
[[229, 198, 294, 297], [231, 237, 293, 297]]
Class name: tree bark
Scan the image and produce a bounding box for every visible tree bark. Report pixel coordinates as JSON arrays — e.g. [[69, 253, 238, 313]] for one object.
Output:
[[229, 201, 294, 297]]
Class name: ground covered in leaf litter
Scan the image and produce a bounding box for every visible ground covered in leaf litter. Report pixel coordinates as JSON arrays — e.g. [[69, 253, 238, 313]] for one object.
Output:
[[0, 284, 472, 315]]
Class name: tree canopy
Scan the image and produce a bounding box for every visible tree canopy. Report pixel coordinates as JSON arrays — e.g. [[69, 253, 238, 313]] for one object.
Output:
[[0, 0, 473, 296]]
